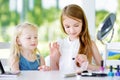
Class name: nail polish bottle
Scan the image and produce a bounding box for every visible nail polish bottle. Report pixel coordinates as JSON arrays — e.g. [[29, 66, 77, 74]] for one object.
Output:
[[108, 65, 114, 77], [115, 65, 120, 76], [100, 60, 104, 72]]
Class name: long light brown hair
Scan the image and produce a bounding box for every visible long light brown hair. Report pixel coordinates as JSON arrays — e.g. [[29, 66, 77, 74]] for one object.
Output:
[[60, 4, 93, 64]]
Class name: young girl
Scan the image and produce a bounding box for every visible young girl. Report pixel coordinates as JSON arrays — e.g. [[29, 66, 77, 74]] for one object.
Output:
[[9, 22, 50, 72], [50, 4, 102, 73]]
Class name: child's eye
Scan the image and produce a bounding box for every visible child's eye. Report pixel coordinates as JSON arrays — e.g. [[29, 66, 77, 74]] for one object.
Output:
[[65, 25, 70, 28], [74, 25, 79, 27], [34, 37, 38, 39], [27, 37, 31, 39]]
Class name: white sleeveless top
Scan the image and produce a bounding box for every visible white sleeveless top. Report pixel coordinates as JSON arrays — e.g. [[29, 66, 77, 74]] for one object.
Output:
[[57, 37, 80, 73]]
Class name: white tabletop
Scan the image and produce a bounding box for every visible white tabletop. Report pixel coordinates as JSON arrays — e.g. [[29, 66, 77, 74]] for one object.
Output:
[[0, 71, 120, 80]]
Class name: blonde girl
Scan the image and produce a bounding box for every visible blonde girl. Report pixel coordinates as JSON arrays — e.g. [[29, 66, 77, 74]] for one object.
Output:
[[9, 22, 50, 72]]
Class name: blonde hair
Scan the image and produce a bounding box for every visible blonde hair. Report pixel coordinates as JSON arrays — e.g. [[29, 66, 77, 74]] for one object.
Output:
[[9, 22, 39, 68]]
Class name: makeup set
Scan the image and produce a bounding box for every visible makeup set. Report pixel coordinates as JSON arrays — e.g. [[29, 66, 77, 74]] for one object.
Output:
[[100, 60, 120, 77], [80, 60, 120, 77], [64, 60, 120, 78], [108, 65, 120, 77]]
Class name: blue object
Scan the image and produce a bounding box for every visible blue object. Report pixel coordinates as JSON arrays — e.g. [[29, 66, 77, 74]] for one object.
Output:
[[108, 72, 114, 77], [115, 65, 120, 76], [108, 51, 120, 56], [108, 65, 114, 77], [19, 54, 40, 70], [115, 72, 120, 76]]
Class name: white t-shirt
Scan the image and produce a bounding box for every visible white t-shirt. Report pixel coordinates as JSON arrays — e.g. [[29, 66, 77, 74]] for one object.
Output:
[[57, 37, 80, 73]]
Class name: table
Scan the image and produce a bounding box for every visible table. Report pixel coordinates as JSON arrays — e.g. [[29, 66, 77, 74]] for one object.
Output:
[[0, 71, 120, 80]]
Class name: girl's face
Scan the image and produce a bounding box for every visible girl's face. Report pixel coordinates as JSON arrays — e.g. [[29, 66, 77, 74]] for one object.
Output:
[[17, 28, 38, 51], [63, 16, 83, 40]]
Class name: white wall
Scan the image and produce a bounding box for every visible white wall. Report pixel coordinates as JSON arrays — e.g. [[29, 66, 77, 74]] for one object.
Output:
[[80, 0, 95, 40]]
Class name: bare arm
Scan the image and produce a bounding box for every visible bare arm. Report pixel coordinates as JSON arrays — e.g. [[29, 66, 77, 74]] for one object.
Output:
[[87, 41, 103, 71], [38, 56, 51, 71], [49, 42, 60, 70], [9, 56, 20, 72], [40, 56, 45, 65]]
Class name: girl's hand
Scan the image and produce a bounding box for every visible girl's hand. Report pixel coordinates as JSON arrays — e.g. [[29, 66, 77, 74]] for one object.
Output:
[[76, 54, 88, 66], [49, 42, 61, 61], [49, 42, 60, 70], [38, 65, 51, 71]]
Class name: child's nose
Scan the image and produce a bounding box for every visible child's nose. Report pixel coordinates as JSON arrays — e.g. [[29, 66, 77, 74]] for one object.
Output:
[[32, 38, 37, 41], [70, 28, 74, 33]]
